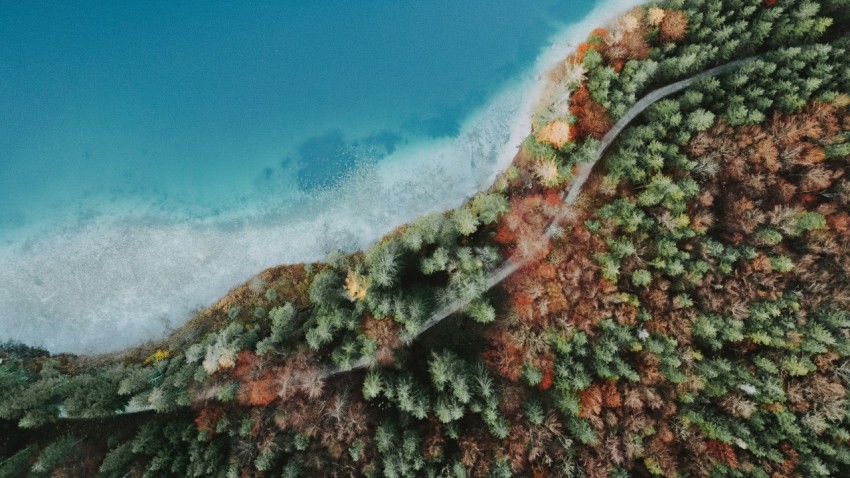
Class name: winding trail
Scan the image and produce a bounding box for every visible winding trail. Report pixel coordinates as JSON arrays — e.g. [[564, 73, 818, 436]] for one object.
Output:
[[323, 56, 756, 377], [57, 56, 757, 419]]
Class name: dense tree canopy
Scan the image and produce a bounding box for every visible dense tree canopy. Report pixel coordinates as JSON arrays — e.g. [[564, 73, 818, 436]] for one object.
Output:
[[2, 0, 849, 476]]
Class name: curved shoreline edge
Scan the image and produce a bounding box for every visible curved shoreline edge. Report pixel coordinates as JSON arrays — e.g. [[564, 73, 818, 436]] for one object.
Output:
[[82, 55, 763, 417], [0, 0, 645, 355], [5, 0, 850, 476]]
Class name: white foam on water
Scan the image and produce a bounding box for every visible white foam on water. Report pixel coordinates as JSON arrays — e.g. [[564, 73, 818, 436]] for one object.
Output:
[[0, 0, 642, 354]]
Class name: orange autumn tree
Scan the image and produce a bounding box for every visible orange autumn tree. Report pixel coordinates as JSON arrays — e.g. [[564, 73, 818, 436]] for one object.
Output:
[[232, 351, 278, 406], [659, 10, 688, 43], [570, 84, 613, 141], [534, 120, 572, 149]]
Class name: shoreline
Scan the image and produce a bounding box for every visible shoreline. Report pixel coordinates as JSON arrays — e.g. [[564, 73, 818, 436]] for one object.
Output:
[[0, 0, 645, 354], [488, 0, 644, 187]]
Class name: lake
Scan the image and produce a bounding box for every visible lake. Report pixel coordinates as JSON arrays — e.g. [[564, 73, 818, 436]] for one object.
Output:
[[0, 0, 637, 353]]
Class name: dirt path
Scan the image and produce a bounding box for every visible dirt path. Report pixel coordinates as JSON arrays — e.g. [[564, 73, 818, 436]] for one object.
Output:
[[322, 56, 756, 378]]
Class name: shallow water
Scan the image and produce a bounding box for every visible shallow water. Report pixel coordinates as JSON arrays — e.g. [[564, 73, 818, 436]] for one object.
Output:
[[0, 0, 639, 353], [1, 1, 579, 232]]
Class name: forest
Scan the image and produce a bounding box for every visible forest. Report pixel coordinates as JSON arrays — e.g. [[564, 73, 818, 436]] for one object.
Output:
[[2, 0, 850, 476]]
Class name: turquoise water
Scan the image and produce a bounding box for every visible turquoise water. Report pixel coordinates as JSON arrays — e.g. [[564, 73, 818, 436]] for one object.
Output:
[[2, 0, 579, 233], [0, 0, 634, 353]]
